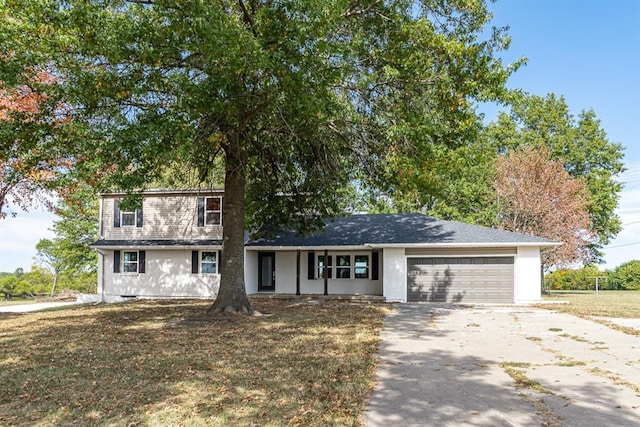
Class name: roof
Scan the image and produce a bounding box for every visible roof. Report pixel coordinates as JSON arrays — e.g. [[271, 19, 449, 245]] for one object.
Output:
[[246, 213, 560, 248], [92, 239, 223, 249]]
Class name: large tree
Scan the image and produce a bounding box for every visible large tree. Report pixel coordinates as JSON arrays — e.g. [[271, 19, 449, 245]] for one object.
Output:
[[484, 93, 625, 261], [494, 146, 593, 266], [0, 70, 68, 218], [1, 0, 516, 313]]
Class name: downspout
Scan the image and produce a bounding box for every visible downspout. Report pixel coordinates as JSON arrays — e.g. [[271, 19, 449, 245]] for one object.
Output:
[[95, 249, 105, 304], [296, 250, 301, 296]]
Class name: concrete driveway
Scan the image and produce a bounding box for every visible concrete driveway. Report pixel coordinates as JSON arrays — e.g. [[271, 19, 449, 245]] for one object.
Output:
[[366, 304, 640, 426]]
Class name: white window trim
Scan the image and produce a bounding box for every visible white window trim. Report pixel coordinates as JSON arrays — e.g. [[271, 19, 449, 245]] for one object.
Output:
[[317, 254, 333, 279], [201, 251, 218, 274], [120, 210, 137, 227], [122, 251, 139, 274], [354, 254, 370, 279], [316, 253, 371, 280], [205, 196, 223, 226]]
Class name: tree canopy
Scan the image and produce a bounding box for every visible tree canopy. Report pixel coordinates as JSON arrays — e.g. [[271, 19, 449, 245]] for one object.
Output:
[[1, 0, 519, 312], [484, 93, 625, 261], [494, 146, 593, 266]]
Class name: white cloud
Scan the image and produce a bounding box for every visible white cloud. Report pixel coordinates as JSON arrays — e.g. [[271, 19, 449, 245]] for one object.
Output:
[[0, 209, 56, 272]]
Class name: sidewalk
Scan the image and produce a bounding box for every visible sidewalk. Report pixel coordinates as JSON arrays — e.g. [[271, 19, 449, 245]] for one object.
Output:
[[0, 302, 80, 313]]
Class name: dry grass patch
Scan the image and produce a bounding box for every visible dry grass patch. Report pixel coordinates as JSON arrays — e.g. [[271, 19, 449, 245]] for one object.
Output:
[[0, 299, 388, 426], [539, 291, 640, 318]]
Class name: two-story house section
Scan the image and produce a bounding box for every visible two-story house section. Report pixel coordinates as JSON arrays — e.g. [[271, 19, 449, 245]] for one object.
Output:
[[92, 189, 225, 301]]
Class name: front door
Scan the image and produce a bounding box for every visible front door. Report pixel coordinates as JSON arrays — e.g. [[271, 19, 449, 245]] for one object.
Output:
[[258, 252, 276, 292]]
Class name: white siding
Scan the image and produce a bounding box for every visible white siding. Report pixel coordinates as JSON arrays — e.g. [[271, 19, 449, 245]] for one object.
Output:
[[514, 246, 543, 303], [101, 193, 223, 241], [103, 249, 219, 298]]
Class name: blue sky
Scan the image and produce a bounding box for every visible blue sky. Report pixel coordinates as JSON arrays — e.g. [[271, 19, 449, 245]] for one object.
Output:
[[0, 0, 638, 272], [484, 0, 640, 270]]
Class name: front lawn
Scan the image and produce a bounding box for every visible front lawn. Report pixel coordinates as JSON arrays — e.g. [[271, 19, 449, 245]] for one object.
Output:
[[540, 290, 640, 318], [0, 299, 387, 426]]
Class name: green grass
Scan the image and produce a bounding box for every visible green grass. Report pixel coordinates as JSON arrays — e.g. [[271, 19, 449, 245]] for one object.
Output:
[[540, 290, 640, 318], [0, 299, 388, 426]]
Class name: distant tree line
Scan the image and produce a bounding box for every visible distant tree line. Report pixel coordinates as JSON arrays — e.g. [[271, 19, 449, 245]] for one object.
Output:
[[0, 267, 95, 300], [545, 260, 640, 291]]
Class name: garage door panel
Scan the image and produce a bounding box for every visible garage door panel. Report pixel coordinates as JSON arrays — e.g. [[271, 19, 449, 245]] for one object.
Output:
[[407, 257, 514, 303]]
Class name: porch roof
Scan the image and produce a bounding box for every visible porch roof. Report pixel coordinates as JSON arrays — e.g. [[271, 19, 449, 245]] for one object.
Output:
[[92, 239, 223, 249]]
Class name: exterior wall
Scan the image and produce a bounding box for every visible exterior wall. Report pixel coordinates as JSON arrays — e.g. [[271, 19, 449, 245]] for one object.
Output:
[[244, 250, 259, 294], [382, 248, 406, 302], [245, 250, 383, 295], [514, 246, 543, 303], [103, 249, 219, 298], [101, 192, 223, 241]]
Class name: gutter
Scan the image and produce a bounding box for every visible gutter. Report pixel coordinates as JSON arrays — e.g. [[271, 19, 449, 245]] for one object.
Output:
[[246, 241, 563, 251]]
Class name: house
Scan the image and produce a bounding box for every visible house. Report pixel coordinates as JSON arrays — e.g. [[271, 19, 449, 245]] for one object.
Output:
[[92, 189, 560, 303]]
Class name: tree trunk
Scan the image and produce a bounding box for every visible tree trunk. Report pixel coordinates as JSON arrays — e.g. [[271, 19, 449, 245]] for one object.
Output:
[[207, 132, 253, 315], [50, 273, 58, 298]]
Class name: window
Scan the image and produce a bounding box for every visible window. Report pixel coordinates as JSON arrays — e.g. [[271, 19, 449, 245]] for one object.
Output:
[[354, 255, 369, 279], [121, 210, 136, 227], [201, 251, 217, 274], [123, 251, 139, 273], [317, 255, 332, 279], [336, 255, 351, 279], [114, 200, 142, 228], [205, 197, 222, 225]]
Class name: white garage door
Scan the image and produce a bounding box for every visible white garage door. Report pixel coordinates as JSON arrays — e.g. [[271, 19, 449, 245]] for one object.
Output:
[[407, 257, 514, 303]]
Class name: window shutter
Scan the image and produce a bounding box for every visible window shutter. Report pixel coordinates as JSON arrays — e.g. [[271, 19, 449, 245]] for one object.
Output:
[[192, 251, 199, 274], [136, 206, 143, 227], [114, 250, 121, 273], [138, 251, 146, 273], [217, 250, 222, 274], [372, 251, 379, 280], [197, 197, 205, 226], [307, 251, 315, 280], [113, 200, 121, 228]]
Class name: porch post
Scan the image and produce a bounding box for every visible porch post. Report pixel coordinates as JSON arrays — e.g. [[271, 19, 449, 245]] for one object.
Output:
[[296, 250, 301, 296], [323, 249, 328, 296]]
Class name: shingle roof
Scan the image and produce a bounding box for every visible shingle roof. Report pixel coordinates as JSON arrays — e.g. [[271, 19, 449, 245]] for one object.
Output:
[[246, 213, 559, 247]]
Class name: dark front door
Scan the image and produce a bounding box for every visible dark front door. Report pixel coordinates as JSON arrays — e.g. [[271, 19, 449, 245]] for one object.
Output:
[[258, 252, 276, 292]]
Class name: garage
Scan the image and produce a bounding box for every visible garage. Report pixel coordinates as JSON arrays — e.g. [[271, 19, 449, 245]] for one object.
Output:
[[407, 257, 514, 303]]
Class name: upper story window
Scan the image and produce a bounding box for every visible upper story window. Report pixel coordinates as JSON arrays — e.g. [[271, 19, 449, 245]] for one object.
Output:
[[205, 197, 222, 225], [197, 196, 223, 226], [121, 210, 137, 227], [114, 200, 143, 228]]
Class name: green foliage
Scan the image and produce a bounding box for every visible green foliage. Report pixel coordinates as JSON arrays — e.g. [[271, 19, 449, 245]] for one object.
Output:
[[2, 0, 519, 308], [609, 260, 640, 291], [545, 265, 606, 291], [0, 266, 94, 297], [483, 93, 625, 261]]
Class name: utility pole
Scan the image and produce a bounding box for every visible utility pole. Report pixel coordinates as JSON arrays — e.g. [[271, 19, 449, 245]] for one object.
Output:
[[587, 276, 608, 297]]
